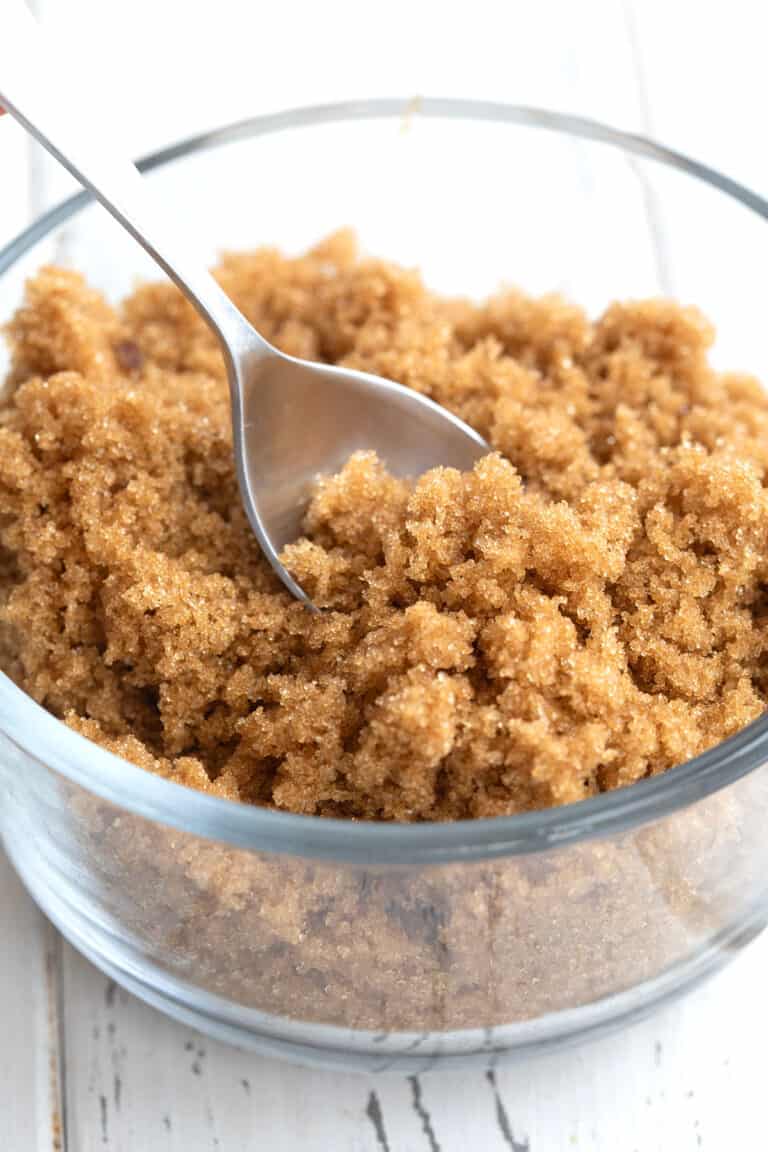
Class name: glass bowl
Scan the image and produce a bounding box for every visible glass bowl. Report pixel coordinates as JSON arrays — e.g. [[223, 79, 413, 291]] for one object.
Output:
[[2, 99, 768, 1073]]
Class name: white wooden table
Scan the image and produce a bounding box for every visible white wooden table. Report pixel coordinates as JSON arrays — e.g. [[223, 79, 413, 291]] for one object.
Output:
[[1, 1, 767, 1147]]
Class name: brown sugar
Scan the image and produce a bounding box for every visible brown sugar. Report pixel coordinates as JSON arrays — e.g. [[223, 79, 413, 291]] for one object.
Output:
[[2, 232, 768, 821]]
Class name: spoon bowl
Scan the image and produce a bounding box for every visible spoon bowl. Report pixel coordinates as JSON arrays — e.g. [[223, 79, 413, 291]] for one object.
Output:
[[0, 2, 488, 608], [233, 338, 488, 606]]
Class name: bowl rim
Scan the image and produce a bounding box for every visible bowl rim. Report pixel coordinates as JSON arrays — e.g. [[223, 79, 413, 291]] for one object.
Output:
[[2, 96, 767, 865]]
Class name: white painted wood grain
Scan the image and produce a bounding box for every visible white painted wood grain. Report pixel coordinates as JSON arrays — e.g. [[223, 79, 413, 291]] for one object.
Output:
[[0, 1, 767, 1149], [0, 852, 61, 1152]]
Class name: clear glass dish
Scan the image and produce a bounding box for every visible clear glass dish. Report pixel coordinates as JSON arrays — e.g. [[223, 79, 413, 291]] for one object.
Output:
[[1, 99, 768, 1072]]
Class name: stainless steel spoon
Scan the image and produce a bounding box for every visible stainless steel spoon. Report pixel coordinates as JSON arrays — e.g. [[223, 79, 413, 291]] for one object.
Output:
[[0, 4, 488, 608]]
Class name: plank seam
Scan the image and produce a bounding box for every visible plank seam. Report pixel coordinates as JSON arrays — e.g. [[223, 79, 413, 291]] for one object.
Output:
[[620, 0, 674, 295]]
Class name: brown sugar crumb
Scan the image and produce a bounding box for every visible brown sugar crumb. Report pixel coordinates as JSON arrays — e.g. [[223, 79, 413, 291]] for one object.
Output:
[[1, 233, 767, 821]]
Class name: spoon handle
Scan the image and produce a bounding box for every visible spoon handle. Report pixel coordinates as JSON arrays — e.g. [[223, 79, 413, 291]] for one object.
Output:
[[0, 1, 267, 362]]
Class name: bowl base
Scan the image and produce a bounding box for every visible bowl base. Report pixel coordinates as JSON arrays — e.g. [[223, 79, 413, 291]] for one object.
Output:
[[5, 827, 765, 1074]]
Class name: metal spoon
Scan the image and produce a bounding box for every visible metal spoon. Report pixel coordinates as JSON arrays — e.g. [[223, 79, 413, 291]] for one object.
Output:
[[0, 5, 488, 608]]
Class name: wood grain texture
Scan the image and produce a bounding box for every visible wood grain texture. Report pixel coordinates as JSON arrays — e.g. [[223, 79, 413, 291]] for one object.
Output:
[[0, 853, 62, 1152], [0, 0, 766, 1148]]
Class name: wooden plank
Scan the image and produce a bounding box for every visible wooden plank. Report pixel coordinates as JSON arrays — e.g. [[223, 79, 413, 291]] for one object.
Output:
[[59, 941, 425, 1152], [0, 37, 63, 1152], [0, 851, 63, 1152]]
